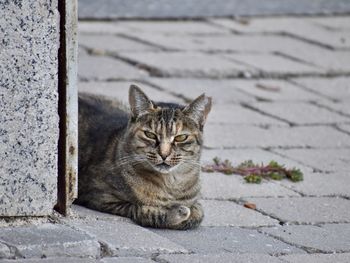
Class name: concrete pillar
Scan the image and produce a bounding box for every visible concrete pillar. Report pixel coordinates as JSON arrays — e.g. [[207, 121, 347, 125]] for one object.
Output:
[[0, 1, 60, 216]]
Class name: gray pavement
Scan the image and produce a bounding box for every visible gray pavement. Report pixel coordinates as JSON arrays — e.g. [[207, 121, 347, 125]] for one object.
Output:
[[78, 0, 350, 19], [2, 15, 350, 262]]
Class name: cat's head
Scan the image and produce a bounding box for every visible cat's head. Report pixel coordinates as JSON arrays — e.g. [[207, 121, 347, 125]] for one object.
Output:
[[123, 84, 211, 174]]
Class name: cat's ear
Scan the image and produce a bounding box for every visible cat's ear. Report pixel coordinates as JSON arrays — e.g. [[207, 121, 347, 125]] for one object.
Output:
[[182, 94, 212, 127], [129, 84, 154, 118]]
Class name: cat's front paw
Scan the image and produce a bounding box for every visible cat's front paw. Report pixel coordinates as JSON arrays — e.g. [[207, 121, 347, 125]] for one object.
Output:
[[168, 205, 191, 226]]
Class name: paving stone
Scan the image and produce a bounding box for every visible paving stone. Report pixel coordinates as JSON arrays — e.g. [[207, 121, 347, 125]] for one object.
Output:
[[233, 79, 324, 102], [284, 49, 350, 72], [209, 17, 313, 34], [210, 17, 350, 49], [280, 253, 350, 263], [118, 52, 256, 78], [70, 204, 132, 222], [78, 0, 350, 19], [207, 104, 286, 125], [0, 223, 100, 259], [309, 16, 350, 31], [261, 224, 350, 253], [69, 220, 187, 256], [201, 200, 279, 227], [248, 102, 350, 125], [0, 242, 12, 259], [0, 259, 97, 263], [274, 148, 350, 172], [201, 172, 299, 199], [113, 21, 229, 35], [338, 124, 350, 133], [125, 33, 326, 54], [158, 253, 284, 263], [101, 257, 154, 263], [79, 21, 130, 35], [291, 76, 350, 101], [148, 78, 255, 104], [79, 81, 182, 104], [248, 197, 350, 224], [224, 53, 324, 75], [278, 172, 350, 198], [318, 101, 350, 116], [201, 148, 313, 174], [204, 125, 350, 148], [79, 34, 159, 53], [152, 227, 304, 255], [79, 54, 148, 81]]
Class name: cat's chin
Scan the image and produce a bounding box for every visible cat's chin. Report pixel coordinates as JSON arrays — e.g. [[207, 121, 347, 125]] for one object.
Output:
[[154, 163, 174, 174]]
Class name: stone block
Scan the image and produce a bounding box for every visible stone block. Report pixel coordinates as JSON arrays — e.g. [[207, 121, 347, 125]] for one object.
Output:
[[274, 148, 350, 172], [233, 79, 324, 102], [207, 104, 286, 125], [204, 125, 350, 148], [118, 51, 256, 78], [78, 54, 148, 81], [318, 101, 350, 116], [247, 102, 350, 125], [201, 200, 279, 227], [248, 197, 350, 224], [69, 204, 131, 222], [261, 224, 350, 253], [125, 33, 325, 55], [147, 78, 255, 104], [79, 34, 158, 53], [309, 16, 350, 31], [280, 253, 350, 263], [0, 259, 97, 263], [0, 223, 100, 259], [210, 17, 350, 49], [101, 257, 154, 263], [278, 172, 350, 198], [291, 76, 350, 101], [0, 243, 12, 259], [69, 220, 187, 256], [116, 21, 228, 35], [285, 49, 350, 73], [224, 53, 324, 76], [78, 81, 182, 104], [201, 172, 299, 199], [0, 0, 59, 216], [158, 253, 284, 263], [79, 21, 130, 35], [152, 227, 304, 254], [338, 124, 350, 133]]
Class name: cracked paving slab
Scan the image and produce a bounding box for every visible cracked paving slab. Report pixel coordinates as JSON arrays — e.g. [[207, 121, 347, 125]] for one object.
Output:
[[280, 253, 350, 263], [68, 219, 187, 256], [0, 223, 100, 259], [151, 226, 305, 255], [260, 224, 350, 253], [247, 197, 350, 224]]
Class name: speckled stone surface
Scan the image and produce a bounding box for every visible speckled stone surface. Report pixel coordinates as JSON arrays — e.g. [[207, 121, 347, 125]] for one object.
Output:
[[0, 1, 59, 216]]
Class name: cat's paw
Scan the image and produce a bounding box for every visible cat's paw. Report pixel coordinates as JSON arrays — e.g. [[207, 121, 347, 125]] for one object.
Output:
[[168, 205, 191, 226]]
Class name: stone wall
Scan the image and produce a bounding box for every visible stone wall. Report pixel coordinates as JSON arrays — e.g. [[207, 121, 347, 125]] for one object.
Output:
[[0, 0, 59, 216]]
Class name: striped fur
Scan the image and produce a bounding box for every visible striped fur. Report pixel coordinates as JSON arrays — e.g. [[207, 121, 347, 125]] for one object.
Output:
[[76, 85, 211, 229]]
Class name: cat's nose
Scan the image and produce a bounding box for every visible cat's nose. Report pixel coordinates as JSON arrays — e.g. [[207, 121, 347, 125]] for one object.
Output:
[[159, 142, 171, 161]]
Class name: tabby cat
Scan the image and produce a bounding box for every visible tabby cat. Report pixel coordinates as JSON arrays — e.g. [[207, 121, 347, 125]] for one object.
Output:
[[76, 85, 211, 230]]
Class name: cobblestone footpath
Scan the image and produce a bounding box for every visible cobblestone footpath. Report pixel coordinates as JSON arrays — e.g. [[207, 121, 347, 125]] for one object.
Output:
[[1, 16, 350, 262]]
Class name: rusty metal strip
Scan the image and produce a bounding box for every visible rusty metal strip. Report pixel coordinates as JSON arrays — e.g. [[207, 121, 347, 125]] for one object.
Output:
[[56, 0, 78, 216]]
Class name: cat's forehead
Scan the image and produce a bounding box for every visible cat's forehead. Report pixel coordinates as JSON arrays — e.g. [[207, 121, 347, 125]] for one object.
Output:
[[138, 106, 196, 134]]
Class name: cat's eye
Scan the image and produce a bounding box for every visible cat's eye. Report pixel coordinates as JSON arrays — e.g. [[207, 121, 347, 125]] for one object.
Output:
[[174, 134, 188, 142], [144, 131, 157, 140]]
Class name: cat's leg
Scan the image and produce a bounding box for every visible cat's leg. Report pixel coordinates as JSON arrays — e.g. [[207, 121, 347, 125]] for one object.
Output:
[[104, 201, 191, 228], [171, 202, 204, 230]]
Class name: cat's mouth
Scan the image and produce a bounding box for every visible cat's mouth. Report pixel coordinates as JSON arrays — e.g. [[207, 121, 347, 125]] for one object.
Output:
[[155, 163, 172, 173]]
